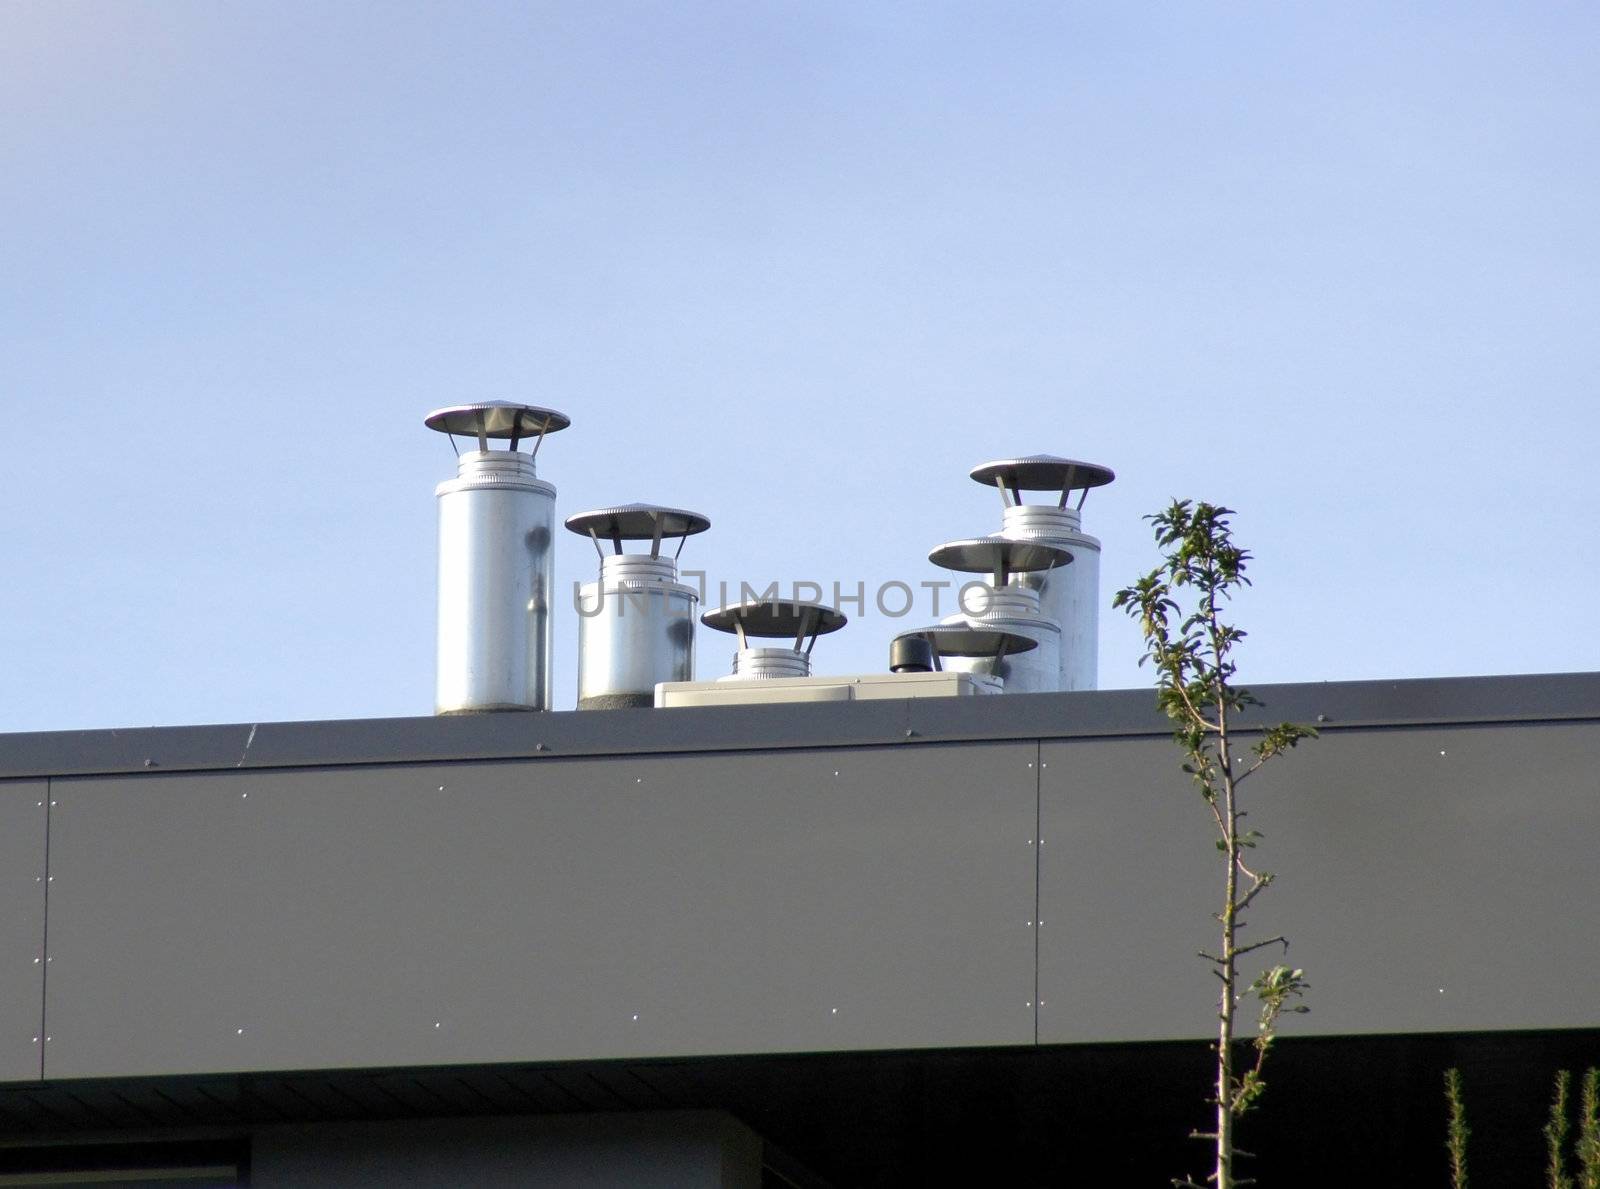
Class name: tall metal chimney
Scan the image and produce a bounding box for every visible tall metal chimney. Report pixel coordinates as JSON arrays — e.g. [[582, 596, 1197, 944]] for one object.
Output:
[[969, 456, 1114, 690], [929, 536, 1073, 694], [701, 598, 847, 680], [565, 503, 709, 709], [426, 402, 570, 714]]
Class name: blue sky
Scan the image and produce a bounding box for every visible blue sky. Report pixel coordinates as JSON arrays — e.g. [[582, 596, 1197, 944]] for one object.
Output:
[[2, 2, 1596, 730]]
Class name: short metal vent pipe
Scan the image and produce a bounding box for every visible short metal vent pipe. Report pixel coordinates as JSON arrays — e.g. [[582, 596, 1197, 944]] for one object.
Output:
[[929, 536, 1072, 694], [702, 599, 848, 681], [567, 504, 709, 709]]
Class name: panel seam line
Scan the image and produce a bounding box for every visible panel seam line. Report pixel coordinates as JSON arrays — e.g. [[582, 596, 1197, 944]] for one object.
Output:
[[1033, 739, 1041, 1047], [39, 777, 51, 1080]]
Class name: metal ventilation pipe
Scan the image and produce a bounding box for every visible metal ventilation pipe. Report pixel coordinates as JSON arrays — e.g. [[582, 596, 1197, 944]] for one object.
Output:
[[891, 625, 1038, 679], [426, 402, 570, 714], [970, 456, 1115, 691], [566, 503, 709, 709], [701, 599, 848, 680], [930, 536, 1072, 694], [889, 633, 936, 674]]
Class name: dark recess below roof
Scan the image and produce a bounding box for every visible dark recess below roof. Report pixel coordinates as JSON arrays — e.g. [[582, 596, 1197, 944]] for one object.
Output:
[[3, 1031, 1598, 1187]]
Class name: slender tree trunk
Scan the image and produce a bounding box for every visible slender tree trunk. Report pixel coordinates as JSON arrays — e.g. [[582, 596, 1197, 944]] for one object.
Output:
[[1217, 719, 1237, 1189], [1211, 607, 1239, 1189]]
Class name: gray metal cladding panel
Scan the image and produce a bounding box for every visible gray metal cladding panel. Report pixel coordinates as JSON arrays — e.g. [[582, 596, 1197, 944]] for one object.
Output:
[[0, 781, 47, 1081], [44, 743, 1036, 1079], [1037, 721, 1600, 1043]]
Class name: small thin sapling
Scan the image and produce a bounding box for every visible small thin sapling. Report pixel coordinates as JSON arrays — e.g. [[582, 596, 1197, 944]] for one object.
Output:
[[1114, 500, 1315, 1189]]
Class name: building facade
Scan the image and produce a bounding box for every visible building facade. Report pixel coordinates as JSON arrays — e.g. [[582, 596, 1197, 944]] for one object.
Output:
[[0, 673, 1597, 1185]]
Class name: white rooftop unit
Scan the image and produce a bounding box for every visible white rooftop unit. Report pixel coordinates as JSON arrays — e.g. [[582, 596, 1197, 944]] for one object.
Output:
[[655, 669, 1001, 707]]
